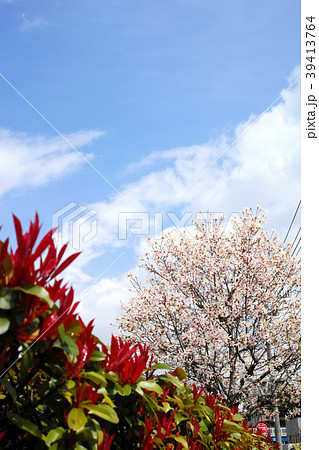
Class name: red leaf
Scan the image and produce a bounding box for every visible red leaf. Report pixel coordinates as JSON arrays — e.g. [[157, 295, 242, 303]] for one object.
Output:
[[0, 238, 9, 262], [51, 252, 81, 279], [28, 212, 41, 249], [13, 214, 24, 250], [57, 243, 68, 265], [29, 229, 55, 265]]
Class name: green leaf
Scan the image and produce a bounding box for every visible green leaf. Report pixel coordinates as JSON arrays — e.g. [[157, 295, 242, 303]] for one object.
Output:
[[0, 317, 10, 335], [171, 395, 184, 410], [222, 420, 243, 433], [0, 377, 17, 402], [219, 404, 232, 412], [174, 411, 183, 425], [162, 401, 171, 413], [200, 405, 214, 416], [0, 288, 15, 310], [117, 384, 132, 396], [199, 418, 211, 434], [81, 371, 107, 387], [58, 323, 66, 339], [142, 392, 160, 411], [148, 362, 171, 371], [65, 380, 76, 390], [161, 373, 184, 389], [68, 408, 87, 432], [90, 417, 104, 445], [14, 285, 54, 308], [64, 319, 83, 335], [83, 404, 119, 424], [172, 435, 188, 448], [230, 432, 242, 440], [104, 371, 120, 383], [94, 389, 115, 407], [43, 362, 65, 379], [173, 367, 187, 380], [232, 413, 244, 422], [62, 335, 79, 357], [135, 385, 144, 396], [45, 427, 66, 447], [89, 349, 106, 362], [217, 442, 230, 449], [137, 380, 163, 395], [20, 347, 34, 378], [7, 412, 43, 439]]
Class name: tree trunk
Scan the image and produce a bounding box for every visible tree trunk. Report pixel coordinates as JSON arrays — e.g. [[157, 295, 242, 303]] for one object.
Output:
[[273, 405, 282, 450], [266, 343, 282, 450]]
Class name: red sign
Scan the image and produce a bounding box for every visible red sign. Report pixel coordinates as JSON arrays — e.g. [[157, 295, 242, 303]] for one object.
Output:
[[255, 421, 270, 435]]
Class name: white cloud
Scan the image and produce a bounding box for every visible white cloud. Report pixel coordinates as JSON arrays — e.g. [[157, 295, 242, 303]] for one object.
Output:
[[73, 67, 301, 341], [0, 128, 104, 196], [77, 274, 132, 343], [19, 14, 47, 32]]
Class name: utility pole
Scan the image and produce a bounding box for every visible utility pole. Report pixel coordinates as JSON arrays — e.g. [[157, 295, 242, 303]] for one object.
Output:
[[266, 343, 282, 450]]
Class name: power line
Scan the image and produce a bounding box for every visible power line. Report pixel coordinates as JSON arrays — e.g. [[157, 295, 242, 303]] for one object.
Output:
[[284, 201, 301, 244], [291, 227, 301, 250], [291, 237, 301, 257]]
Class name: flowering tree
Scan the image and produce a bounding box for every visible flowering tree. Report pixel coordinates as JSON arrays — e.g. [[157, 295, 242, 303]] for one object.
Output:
[[0, 213, 277, 449], [119, 208, 301, 418]]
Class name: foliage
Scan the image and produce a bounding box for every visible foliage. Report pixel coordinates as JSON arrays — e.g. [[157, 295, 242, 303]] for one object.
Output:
[[0, 214, 277, 449], [119, 208, 301, 418]]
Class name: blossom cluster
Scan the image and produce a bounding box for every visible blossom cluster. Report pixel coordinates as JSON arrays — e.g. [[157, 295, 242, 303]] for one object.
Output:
[[119, 207, 301, 417]]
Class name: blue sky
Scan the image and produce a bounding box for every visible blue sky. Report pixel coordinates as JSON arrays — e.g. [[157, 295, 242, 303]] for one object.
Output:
[[0, 0, 301, 342]]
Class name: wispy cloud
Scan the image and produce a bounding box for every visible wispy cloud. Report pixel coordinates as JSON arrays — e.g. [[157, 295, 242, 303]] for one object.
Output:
[[19, 14, 47, 32], [0, 128, 104, 196]]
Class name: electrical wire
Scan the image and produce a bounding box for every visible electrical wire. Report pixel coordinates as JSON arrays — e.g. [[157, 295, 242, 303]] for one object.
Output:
[[291, 227, 301, 250], [291, 238, 301, 257], [284, 201, 301, 244]]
